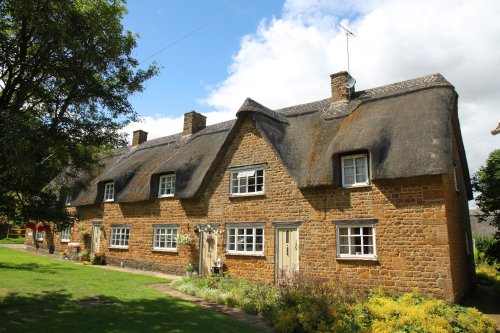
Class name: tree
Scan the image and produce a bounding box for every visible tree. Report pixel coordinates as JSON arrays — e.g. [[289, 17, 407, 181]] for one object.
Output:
[[472, 149, 500, 263], [0, 0, 159, 226]]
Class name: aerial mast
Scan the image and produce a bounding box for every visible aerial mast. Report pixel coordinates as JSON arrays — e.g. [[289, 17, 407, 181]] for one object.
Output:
[[339, 24, 355, 73]]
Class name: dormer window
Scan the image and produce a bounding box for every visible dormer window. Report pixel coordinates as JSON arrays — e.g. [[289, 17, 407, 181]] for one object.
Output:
[[230, 165, 264, 196], [158, 174, 175, 197], [103, 182, 114, 202], [65, 195, 72, 206], [341, 154, 369, 187]]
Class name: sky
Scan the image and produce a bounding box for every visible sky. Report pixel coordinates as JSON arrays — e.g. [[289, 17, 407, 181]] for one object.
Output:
[[122, 0, 500, 178]]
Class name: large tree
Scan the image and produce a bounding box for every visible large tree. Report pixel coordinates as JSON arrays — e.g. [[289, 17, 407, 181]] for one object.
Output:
[[0, 0, 158, 225], [472, 149, 500, 238]]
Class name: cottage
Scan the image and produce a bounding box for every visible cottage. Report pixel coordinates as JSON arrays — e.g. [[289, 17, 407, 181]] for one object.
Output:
[[27, 71, 475, 302]]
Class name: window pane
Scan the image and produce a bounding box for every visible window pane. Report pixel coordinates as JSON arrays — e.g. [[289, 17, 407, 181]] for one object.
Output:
[[339, 245, 349, 254], [344, 158, 354, 167]]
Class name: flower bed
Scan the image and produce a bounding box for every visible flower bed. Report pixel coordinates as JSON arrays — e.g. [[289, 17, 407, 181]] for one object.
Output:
[[172, 275, 496, 333]]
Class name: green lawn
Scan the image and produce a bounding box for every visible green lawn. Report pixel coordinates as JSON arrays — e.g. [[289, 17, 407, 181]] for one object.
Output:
[[0, 248, 264, 333], [0, 237, 25, 244]]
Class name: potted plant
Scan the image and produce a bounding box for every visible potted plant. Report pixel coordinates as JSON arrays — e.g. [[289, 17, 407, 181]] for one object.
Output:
[[185, 262, 195, 277], [175, 234, 192, 246]]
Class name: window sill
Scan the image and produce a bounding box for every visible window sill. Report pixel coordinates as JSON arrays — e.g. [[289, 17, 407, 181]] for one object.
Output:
[[341, 184, 371, 189], [103, 200, 114, 203], [226, 252, 265, 257], [152, 248, 178, 253], [336, 256, 378, 262], [229, 192, 265, 198], [109, 246, 129, 250], [158, 194, 175, 198]]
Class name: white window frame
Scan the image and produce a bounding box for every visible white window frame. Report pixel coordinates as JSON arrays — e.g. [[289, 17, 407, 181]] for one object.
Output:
[[35, 230, 44, 241], [65, 195, 72, 206], [229, 165, 265, 196], [341, 154, 369, 187], [336, 224, 376, 259], [226, 226, 264, 255], [158, 174, 176, 197], [152, 225, 178, 251], [110, 225, 130, 248], [61, 227, 71, 242], [103, 182, 114, 202]]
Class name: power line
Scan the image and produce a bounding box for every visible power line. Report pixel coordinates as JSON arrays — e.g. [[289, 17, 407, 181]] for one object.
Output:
[[139, 0, 250, 65]]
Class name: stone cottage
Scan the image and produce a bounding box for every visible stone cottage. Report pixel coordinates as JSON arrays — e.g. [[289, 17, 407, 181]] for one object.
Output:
[[27, 71, 475, 302]]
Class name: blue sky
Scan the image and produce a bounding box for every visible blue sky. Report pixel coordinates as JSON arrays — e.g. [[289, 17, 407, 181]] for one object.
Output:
[[121, 0, 500, 176], [123, 0, 284, 118]]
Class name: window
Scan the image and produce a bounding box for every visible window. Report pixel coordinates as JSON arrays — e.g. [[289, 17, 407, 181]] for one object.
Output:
[[336, 224, 376, 258], [61, 227, 71, 242], [227, 227, 264, 255], [153, 225, 178, 250], [103, 182, 114, 201], [158, 174, 175, 197], [341, 154, 369, 187], [110, 226, 130, 248], [65, 195, 72, 206], [35, 230, 44, 241], [230, 166, 264, 196]]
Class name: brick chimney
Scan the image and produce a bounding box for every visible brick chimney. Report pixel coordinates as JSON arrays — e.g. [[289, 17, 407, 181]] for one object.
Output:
[[132, 130, 148, 146], [183, 111, 206, 136], [330, 71, 355, 102]]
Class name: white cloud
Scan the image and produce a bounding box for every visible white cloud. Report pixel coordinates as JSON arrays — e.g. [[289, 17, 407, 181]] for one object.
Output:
[[127, 0, 500, 176]]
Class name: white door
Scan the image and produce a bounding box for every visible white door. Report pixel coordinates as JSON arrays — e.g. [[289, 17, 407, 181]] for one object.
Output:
[[277, 228, 299, 279], [200, 230, 218, 276], [91, 223, 101, 254]]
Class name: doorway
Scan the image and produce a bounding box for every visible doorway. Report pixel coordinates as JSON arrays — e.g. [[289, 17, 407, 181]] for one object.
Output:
[[91, 222, 101, 255], [200, 228, 218, 276], [276, 227, 299, 280]]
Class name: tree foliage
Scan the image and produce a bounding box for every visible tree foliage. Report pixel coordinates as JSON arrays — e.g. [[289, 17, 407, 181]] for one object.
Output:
[[0, 0, 159, 224], [472, 149, 500, 238]]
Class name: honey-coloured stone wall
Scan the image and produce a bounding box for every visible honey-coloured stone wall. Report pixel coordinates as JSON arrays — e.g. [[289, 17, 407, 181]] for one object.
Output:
[[29, 115, 474, 302]]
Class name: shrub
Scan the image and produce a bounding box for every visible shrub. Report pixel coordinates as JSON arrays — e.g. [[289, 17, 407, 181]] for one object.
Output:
[[474, 236, 500, 265], [356, 290, 496, 333], [79, 250, 90, 262], [273, 274, 361, 333], [91, 252, 106, 265]]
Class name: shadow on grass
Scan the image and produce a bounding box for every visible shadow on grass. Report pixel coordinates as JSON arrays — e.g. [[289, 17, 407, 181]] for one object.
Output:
[[0, 262, 76, 274], [0, 290, 262, 333]]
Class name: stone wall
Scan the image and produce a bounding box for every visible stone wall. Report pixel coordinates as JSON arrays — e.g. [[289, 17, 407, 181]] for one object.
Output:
[[38, 115, 473, 302]]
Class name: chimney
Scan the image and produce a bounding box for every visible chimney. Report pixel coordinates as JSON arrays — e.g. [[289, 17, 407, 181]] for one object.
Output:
[[330, 71, 355, 102], [183, 111, 206, 136], [132, 130, 148, 146]]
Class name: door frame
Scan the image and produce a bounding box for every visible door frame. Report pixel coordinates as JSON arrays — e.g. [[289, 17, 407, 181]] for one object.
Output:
[[198, 223, 219, 276], [90, 221, 102, 255], [274, 222, 301, 283]]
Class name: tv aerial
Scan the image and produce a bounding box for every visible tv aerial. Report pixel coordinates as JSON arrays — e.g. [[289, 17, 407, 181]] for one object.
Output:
[[339, 23, 356, 74]]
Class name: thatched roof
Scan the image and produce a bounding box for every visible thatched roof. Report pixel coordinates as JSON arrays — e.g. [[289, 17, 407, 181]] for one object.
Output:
[[492, 122, 500, 135], [71, 73, 471, 206]]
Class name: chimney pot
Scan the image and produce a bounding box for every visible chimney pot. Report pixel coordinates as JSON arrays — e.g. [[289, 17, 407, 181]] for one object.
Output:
[[183, 111, 206, 136], [330, 71, 355, 102], [132, 130, 148, 146]]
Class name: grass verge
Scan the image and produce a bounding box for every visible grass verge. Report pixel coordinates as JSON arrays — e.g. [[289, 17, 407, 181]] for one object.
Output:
[[0, 237, 25, 244], [0, 248, 265, 333]]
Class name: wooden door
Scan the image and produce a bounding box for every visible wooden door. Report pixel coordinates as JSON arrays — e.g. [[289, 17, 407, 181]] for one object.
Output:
[[91, 223, 101, 255], [200, 230, 218, 276], [277, 228, 299, 278]]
